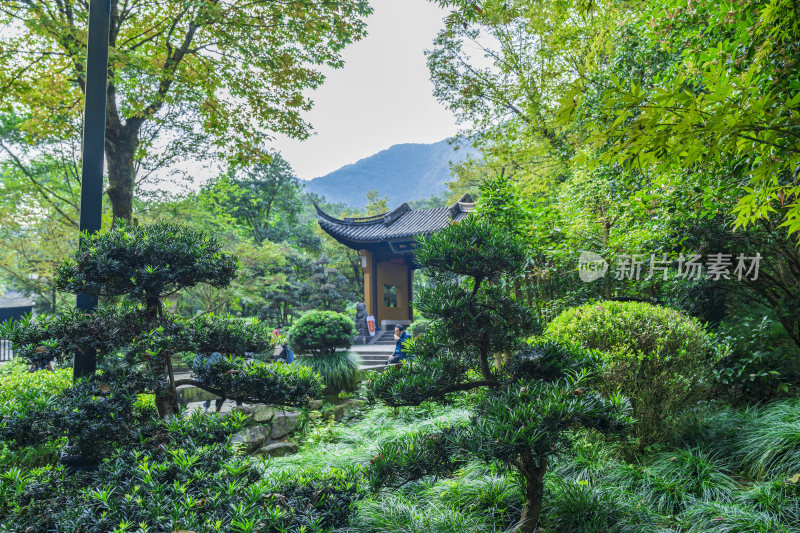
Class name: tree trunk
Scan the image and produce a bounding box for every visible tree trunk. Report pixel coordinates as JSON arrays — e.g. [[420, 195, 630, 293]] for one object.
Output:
[[144, 293, 179, 417], [105, 122, 140, 222], [777, 313, 800, 352], [155, 385, 180, 418], [512, 455, 548, 533], [478, 342, 493, 381], [154, 354, 180, 418]]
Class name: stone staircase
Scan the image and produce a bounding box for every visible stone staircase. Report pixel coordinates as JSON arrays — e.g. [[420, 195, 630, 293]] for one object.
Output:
[[353, 330, 395, 373]]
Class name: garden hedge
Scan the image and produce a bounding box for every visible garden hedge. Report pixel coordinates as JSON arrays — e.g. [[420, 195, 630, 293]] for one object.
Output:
[[546, 301, 718, 444]]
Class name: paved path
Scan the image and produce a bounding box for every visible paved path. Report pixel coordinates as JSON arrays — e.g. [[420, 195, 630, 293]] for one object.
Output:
[[174, 331, 397, 383]]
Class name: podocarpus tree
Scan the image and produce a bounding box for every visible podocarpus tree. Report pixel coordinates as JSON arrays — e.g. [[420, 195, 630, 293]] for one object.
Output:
[[365, 217, 630, 533], [2, 222, 322, 419]]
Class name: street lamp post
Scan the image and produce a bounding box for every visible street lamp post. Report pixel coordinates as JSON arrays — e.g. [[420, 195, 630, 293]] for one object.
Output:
[[73, 0, 111, 380]]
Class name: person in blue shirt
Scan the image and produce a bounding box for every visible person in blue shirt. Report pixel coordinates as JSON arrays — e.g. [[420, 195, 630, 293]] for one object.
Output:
[[272, 326, 294, 364], [386, 324, 412, 365]]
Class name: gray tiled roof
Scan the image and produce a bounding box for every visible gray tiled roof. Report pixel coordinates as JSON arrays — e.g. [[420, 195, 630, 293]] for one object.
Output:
[[0, 291, 35, 309], [316, 194, 475, 245]]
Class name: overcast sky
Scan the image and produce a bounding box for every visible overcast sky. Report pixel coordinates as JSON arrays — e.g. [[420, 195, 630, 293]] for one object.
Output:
[[272, 0, 460, 181]]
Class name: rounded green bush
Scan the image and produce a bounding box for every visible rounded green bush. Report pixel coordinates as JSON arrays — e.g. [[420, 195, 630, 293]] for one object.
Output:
[[288, 310, 356, 357], [546, 301, 717, 444]]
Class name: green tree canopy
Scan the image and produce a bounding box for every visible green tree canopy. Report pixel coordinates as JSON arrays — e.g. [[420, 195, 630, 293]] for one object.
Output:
[[199, 153, 315, 246], [0, 0, 371, 220], [562, 0, 800, 237]]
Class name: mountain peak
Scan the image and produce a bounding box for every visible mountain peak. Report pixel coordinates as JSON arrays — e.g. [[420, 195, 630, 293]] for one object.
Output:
[[304, 139, 475, 208]]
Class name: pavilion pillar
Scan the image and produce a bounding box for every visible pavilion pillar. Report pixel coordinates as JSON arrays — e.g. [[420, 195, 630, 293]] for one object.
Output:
[[408, 266, 414, 322], [371, 254, 378, 323], [360, 249, 377, 319]]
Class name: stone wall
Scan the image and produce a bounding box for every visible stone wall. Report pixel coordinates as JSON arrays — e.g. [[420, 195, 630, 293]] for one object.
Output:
[[229, 399, 365, 457]]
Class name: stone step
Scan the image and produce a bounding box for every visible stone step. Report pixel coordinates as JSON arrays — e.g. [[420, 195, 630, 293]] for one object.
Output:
[[360, 364, 388, 373], [361, 355, 389, 366], [358, 362, 388, 368], [360, 353, 391, 363], [351, 345, 397, 353]]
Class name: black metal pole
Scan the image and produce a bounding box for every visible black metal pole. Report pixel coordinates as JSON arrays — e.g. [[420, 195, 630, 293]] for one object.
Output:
[[74, 0, 111, 380]]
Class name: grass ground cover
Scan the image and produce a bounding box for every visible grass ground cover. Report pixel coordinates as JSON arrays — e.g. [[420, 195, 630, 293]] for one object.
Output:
[[2, 364, 799, 532], [266, 398, 800, 532], [267, 403, 523, 532]]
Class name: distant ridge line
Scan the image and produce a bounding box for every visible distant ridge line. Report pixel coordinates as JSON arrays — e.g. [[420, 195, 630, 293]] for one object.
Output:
[[303, 138, 476, 209]]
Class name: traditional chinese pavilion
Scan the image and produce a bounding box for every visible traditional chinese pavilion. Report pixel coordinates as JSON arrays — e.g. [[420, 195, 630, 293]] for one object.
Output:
[[315, 194, 475, 329]]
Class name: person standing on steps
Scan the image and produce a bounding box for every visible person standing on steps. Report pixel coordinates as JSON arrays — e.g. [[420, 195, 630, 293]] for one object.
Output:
[[272, 325, 294, 364], [385, 324, 412, 365]]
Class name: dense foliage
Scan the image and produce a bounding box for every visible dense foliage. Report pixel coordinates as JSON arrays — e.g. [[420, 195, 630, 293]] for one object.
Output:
[[56, 222, 238, 309], [1, 222, 322, 424], [0, 399, 362, 532], [4, 366, 800, 532], [140, 183, 361, 324], [547, 301, 718, 444], [0, 368, 72, 469], [188, 357, 321, 406], [0, 0, 372, 220], [569, 0, 800, 235], [427, 0, 800, 370], [713, 316, 800, 404], [2, 1, 799, 531], [366, 219, 630, 532], [289, 310, 356, 358]]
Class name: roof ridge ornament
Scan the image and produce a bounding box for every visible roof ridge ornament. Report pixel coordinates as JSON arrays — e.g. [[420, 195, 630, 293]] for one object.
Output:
[[449, 193, 475, 217], [383, 203, 411, 225]]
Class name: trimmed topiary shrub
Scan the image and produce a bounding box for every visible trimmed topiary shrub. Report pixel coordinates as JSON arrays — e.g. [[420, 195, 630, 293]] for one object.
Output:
[[546, 301, 718, 445], [290, 310, 359, 392], [0, 222, 323, 462], [289, 310, 356, 357], [364, 218, 630, 533]]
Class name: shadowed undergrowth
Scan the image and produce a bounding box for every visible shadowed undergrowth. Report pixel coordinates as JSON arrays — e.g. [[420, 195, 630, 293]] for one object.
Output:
[[262, 398, 800, 532]]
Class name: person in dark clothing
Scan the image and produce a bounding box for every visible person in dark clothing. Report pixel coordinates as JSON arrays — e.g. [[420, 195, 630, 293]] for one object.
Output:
[[271, 325, 294, 364], [386, 324, 412, 365]]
